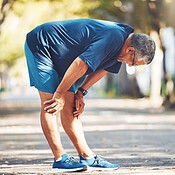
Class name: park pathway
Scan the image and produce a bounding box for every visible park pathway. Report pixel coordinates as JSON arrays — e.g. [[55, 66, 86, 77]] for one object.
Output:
[[0, 94, 175, 175]]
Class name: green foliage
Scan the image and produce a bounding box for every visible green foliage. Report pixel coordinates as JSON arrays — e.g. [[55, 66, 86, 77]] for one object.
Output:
[[82, 0, 149, 33]]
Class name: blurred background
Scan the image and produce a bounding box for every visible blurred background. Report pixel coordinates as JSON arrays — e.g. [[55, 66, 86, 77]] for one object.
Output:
[[0, 0, 175, 108]]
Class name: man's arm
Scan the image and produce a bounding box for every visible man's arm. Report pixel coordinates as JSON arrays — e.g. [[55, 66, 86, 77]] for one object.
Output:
[[80, 69, 108, 91], [56, 57, 89, 93], [73, 69, 108, 117], [44, 57, 89, 115]]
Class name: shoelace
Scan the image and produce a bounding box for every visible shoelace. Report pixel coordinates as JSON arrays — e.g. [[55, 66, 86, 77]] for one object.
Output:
[[64, 156, 79, 165], [94, 155, 108, 166]]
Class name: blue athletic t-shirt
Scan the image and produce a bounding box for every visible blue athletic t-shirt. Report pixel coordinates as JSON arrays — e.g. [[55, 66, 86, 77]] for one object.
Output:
[[26, 19, 134, 76]]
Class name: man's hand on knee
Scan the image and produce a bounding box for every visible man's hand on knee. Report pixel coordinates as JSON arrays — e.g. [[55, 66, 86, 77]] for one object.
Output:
[[44, 91, 66, 115], [73, 91, 85, 118]]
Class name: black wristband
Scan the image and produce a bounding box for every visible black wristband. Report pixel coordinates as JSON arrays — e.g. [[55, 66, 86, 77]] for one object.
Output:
[[78, 87, 88, 96]]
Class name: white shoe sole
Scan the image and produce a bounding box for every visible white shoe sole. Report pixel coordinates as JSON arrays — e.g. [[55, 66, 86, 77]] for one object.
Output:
[[89, 166, 119, 171], [52, 166, 88, 173]]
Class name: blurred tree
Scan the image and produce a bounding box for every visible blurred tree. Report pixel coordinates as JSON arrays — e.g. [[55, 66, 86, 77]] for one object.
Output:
[[0, 0, 16, 90], [0, 0, 14, 33], [147, 0, 175, 107]]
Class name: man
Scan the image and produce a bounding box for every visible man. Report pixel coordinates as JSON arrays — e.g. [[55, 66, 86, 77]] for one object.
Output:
[[24, 18, 156, 172]]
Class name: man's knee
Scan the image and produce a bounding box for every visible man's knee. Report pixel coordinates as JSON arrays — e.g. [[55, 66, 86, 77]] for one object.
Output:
[[61, 91, 75, 116], [38, 90, 53, 108]]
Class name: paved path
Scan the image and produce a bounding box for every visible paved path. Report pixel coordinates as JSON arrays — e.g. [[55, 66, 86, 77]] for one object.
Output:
[[0, 97, 175, 175]]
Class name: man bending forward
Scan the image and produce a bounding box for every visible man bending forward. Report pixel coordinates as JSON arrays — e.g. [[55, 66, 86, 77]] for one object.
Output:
[[24, 18, 155, 172]]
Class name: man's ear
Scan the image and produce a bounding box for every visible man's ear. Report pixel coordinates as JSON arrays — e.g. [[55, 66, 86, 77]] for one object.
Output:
[[126, 47, 135, 54]]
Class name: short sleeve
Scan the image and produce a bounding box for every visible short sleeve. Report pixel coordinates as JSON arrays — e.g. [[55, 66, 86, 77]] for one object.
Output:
[[105, 62, 122, 74], [79, 29, 123, 72]]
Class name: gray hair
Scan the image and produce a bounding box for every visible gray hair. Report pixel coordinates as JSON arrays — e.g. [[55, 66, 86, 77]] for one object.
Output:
[[129, 33, 156, 64]]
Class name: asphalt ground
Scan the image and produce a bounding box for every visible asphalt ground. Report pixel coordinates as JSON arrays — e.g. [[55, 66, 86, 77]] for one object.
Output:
[[0, 96, 175, 175]]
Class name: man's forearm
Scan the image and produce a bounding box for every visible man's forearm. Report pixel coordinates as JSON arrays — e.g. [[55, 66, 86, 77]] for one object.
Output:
[[56, 57, 89, 93], [80, 69, 108, 90]]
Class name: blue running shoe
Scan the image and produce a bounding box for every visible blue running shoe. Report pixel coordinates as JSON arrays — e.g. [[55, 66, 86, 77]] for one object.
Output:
[[52, 153, 87, 172], [80, 155, 119, 171]]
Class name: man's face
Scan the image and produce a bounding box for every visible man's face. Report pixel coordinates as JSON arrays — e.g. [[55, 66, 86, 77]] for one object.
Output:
[[118, 49, 146, 67], [129, 52, 146, 67]]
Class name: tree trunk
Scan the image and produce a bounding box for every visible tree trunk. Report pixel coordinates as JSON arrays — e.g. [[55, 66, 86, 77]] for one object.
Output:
[[150, 31, 163, 107]]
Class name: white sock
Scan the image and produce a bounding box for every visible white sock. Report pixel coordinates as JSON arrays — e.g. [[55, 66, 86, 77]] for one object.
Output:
[[84, 152, 96, 159], [56, 157, 62, 162]]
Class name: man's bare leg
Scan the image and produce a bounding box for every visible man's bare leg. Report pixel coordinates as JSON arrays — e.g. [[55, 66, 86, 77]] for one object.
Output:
[[38, 90, 65, 160], [60, 91, 92, 158]]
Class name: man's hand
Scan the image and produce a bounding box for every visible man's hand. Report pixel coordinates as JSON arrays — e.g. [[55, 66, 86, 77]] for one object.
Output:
[[44, 91, 65, 115], [73, 91, 85, 118]]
